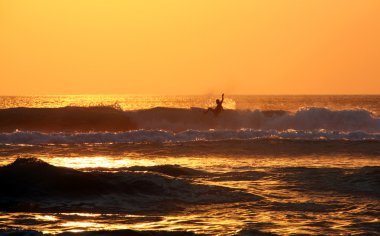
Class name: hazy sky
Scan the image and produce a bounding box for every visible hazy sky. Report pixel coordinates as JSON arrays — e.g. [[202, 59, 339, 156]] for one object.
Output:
[[1, 0, 379, 95]]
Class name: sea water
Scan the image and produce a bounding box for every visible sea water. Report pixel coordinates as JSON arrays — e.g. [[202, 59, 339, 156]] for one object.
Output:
[[0, 95, 379, 235]]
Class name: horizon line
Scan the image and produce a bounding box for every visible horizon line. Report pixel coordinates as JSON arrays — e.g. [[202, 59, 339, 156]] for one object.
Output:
[[1, 93, 380, 97]]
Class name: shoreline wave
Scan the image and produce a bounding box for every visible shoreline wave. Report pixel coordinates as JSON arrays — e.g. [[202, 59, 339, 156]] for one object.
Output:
[[0, 158, 260, 213]]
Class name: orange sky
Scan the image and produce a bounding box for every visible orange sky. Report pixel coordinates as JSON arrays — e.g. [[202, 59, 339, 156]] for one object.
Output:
[[1, 0, 379, 95]]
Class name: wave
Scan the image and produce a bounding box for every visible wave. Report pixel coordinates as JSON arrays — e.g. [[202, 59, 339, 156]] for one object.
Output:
[[0, 106, 137, 132], [1, 129, 380, 144], [132, 107, 380, 132], [1, 106, 380, 133], [0, 158, 260, 213]]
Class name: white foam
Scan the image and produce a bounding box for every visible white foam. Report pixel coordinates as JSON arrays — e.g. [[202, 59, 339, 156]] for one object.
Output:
[[0, 129, 379, 144]]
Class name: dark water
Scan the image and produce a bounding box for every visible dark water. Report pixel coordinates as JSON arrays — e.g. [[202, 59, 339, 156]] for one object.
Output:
[[0, 95, 379, 235]]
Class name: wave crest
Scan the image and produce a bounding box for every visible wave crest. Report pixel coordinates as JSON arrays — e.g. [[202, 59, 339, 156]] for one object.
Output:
[[0, 106, 379, 132], [131, 107, 380, 132], [0, 158, 259, 213]]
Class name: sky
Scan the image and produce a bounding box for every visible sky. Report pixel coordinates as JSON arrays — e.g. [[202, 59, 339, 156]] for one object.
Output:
[[1, 0, 380, 95]]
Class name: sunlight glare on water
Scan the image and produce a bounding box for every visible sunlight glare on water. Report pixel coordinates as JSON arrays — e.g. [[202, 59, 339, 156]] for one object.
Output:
[[44, 156, 157, 170], [1, 95, 380, 113], [40, 154, 380, 171]]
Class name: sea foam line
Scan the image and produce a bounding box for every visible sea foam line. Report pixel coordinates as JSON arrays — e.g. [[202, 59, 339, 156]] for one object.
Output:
[[1, 129, 380, 144]]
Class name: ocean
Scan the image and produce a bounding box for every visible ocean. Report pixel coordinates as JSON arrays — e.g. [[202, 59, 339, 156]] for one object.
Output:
[[0, 95, 379, 235]]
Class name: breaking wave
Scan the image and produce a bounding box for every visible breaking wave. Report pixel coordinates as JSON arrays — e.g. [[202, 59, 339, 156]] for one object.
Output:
[[0, 106, 380, 133], [131, 107, 380, 132]]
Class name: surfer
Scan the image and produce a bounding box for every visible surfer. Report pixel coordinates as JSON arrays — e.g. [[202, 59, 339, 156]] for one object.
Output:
[[205, 93, 224, 116]]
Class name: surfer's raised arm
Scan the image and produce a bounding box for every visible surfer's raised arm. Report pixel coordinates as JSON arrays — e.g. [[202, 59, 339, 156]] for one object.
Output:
[[204, 93, 225, 116]]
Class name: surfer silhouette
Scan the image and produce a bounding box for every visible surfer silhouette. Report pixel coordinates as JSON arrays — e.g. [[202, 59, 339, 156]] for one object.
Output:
[[205, 93, 224, 116]]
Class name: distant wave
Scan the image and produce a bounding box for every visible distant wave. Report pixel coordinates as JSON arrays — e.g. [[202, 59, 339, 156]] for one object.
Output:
[[130, 107, 380, 132], [0, 106, 137, 132], [1, 129, 380, 144], [1, 106, 380, 132]]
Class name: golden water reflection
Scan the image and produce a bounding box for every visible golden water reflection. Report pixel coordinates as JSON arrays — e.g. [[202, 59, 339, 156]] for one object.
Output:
[[2, 95, 380, 114], [1, 155, 379, 235], [2, 199, 378, 235], [47, 156, 157, 170], [2, 153, 379, 171], [0, 95, 237, 111]]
